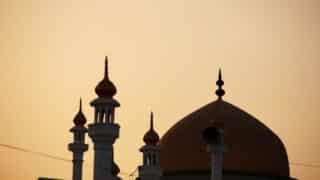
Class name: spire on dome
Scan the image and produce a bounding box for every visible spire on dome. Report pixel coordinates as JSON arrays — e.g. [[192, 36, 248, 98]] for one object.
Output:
[[143, 111, 160, 145], [215, 69, 225, 99], [73, 98, 87, 126], [95, 56, 117, 98]]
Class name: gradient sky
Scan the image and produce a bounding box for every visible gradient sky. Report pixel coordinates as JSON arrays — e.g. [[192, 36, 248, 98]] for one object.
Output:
[[0, 0, 320, 180]]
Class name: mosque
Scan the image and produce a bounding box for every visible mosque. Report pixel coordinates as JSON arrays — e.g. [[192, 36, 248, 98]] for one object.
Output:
[[68, 57, 296, 180]]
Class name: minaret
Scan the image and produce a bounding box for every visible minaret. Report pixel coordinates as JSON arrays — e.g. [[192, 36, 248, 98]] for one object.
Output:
[[88, 56, 120, 180], [137, 112, 162, 180], [68, 99, 89, 180]]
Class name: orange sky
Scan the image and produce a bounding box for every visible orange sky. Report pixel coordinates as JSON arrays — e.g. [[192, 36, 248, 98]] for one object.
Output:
[[0, 0, 320, 180]]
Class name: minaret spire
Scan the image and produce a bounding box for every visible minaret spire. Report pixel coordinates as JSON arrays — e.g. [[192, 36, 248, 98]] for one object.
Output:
[[143, 111, 159, 145], [215, 69, 225, 100], [95, 56, 117, 98], [104, 56, 109, 79], [150, 111, 154, 130], [79, 98, 82, 112], [73, 98, 87, 126]]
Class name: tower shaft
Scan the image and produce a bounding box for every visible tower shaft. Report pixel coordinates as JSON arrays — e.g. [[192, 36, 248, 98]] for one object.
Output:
[[68, 127, 88, 180], [89, 123, 119, 180], [72, 152, 84, 180]]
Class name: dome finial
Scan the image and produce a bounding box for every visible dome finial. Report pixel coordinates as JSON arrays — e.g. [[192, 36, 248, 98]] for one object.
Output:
[[150, 111, 154, 130], [215, 68, 225, 99]]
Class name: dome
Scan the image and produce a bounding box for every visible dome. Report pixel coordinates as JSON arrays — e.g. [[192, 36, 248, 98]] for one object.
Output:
[[95, 57, 117, 98], [143, 112, 160, 145], [159, 99, 290, 177], [73, 99, 87, 126]]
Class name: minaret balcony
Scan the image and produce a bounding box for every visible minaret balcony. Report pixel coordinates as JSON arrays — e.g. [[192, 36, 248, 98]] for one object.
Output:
[[68, 143, 89, 152], [88, 123, 120, 143]]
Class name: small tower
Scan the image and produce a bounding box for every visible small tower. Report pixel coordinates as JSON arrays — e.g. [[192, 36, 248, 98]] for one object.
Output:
[[88, 56, 121, 180], [68, 99, 88, 180], [137, 112, 162, 180]]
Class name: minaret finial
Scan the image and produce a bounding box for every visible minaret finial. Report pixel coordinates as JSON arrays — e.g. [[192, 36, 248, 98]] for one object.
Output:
[[104, 56, 109, 79], [79, 98, 82, 112], [215, 68, 225, 99], [73, 98, 87, 126], [95, 56, 117, 98], [143, 111, 159, 145], [150, 111, 154, 130]]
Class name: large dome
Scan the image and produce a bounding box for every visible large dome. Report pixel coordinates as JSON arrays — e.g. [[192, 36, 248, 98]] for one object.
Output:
[[159, 99, 290, 177]]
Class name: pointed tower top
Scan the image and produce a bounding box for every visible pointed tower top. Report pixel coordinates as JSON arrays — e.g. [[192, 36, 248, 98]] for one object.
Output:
[[215, 68, 225, 99], [79, 97, 82, 112], [73, 98, 87, 126], [143, 111, 159, 145], [104, 56, 109, 78], [95, 56, 117, 98], [150, 111, 154, 130]]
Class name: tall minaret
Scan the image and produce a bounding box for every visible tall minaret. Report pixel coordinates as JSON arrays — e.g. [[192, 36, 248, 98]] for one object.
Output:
[[88, 56, 120, 180], [137, 112, 162, 180], [68, 99, 88, 180]]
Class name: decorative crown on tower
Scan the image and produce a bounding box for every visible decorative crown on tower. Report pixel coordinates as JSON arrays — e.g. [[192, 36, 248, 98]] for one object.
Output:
[[95, 56, 117, 98], [73, 98, 87, 126], [143, 111, 160, 145]]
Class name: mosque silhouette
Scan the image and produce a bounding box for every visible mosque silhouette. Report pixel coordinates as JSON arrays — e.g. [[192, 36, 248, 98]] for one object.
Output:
[[67, 57, 296, 180]]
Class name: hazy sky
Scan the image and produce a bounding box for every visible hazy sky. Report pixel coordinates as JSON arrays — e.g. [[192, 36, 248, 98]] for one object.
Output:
[[0, 0, 320, 180]]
